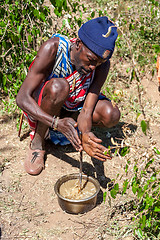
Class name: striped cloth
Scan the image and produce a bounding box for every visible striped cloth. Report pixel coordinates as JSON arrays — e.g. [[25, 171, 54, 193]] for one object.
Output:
[[49, 33, 95, 111]]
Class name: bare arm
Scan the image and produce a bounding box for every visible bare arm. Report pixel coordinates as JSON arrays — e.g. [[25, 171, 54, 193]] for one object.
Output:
[[77, 60, 111, 161], [78, 60, 110, 134], [16, 37, 59, 127]]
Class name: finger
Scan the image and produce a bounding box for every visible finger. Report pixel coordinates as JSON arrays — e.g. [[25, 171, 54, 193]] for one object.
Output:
[[88, 132, 102, 143], [71, 136, 81, 150], [93, 155, 107, 162], [88, 135, 102, 144], [89, 142, 106, 153], [78, 146, 83, 152], [72, 134, 82, 150], [92, 147, 112, 159], [94, 153, 112, 161], [74, 128, 81, 145], [74, 122, 78, 128], [94, 144, 109, 153], [95, 151, 111, 159], [64, 131, 81, 150], [71, 140, 81, 151], [69, 124, 81, 143], [94, 149, 112, 158]]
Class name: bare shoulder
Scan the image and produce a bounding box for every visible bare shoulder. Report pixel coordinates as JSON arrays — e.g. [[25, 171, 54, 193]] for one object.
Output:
[[29, 36, 60, 74], [38, 36, 59, 58]]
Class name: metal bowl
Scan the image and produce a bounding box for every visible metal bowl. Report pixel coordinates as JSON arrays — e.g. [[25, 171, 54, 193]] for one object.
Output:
[[54, 173, 100, 214]]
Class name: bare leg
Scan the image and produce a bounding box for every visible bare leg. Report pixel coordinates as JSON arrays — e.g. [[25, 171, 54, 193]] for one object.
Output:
[[31, 78, 70, 150], [92, 99, 120, 128]]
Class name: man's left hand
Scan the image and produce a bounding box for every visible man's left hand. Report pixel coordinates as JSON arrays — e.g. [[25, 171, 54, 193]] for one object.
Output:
[[81, 132, 112, 161]]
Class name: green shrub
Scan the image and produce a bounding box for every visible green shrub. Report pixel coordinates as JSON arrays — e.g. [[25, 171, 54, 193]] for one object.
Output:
[[0, 0, 52, 95]]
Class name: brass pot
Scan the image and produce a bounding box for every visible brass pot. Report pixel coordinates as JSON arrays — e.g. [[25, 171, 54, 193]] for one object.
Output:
[[54, 173, 100, 214]]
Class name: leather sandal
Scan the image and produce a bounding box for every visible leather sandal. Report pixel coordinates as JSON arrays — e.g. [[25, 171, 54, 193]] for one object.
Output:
[[24, 144, 45, 176]]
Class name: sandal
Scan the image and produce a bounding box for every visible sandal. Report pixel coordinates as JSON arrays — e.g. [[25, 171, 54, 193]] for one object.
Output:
[[24, 144, 45, 176]]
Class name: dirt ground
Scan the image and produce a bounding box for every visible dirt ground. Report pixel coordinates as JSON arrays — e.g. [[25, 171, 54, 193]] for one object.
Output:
[[1, 60, 160, 240]]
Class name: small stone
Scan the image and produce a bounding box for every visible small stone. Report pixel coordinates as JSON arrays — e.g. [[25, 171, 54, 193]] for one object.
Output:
[[106, 132, 111, 138]]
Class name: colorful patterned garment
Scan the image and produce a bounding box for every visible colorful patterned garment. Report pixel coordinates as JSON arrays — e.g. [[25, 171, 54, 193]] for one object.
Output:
[[52, 34, 95, 110], [46, 33, 95, 111], [24, 34, 106, 145]]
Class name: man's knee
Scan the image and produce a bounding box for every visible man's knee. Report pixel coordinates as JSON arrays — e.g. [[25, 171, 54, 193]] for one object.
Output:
[[109, 105, 120, 126], [43, 78, 70, 103], [100, 101, 120, 127]]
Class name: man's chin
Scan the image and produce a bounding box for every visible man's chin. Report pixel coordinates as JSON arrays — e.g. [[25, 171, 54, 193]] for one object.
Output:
[[77, 69, 84, 75], [77, 68, 89, 75]]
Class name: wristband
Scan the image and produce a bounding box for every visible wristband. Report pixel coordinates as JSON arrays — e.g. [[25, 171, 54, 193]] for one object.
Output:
[[54, 116, 59, 130]]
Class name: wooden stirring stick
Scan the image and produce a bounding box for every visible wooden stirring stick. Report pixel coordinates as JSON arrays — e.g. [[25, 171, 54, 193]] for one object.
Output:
[[79, 132, 83, 192], [18, 112, 24, 138], [79, 150, 83, 191]]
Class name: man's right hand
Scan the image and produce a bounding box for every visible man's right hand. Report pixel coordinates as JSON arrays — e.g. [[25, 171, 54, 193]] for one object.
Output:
[[57, 118, 82, 151]]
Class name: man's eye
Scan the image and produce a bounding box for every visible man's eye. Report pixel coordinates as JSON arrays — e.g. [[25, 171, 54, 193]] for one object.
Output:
[[88, 59, 96, 65]]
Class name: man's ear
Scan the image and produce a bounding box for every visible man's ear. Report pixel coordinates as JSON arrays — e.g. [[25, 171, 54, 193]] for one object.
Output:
[[75, 38, 83, 50]]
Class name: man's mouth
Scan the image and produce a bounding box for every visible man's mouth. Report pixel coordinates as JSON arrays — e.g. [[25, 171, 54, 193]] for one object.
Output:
[[81, 67, 90, 75], [77, 67, 90, 75]]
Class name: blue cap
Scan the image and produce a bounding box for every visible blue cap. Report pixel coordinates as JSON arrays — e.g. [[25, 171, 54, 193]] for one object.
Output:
[[78, 16, 118, 59]]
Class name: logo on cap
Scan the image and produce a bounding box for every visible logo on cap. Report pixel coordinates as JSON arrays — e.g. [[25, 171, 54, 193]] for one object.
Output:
[[102, 26, 117, 38]]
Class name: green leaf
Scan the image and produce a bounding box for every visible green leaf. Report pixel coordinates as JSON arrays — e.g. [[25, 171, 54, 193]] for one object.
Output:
[[0, 21, 6, 27], [137, 187, 144, 198], [110, 189, 117, 199], [135, 228, 143, 238], [145, 159, 154, 169], [33, 9, 40, 18], [141, 120, 147, 135], [154, 147, 160, 155], [28, 35, 32, 43], [154, 207, 160, 212], [130, 69, 135, 82], [103, 192, 107, 203], [103, 150, 109, 156], [114, 183, 119, 191], [99, 10, 102, 16], [8, 74, 12, 81], [141, 215, 146, 229], [134, 165, 138, 172], [126, 67, 130, 73], [120, 146, 130, 156], [17, 25, 22, 34], [146, 218, 152, 228], [132, 182, 138, 194], [152, 44, 160, 54], [143, 183, 149, 191], [125, 164, 128, 173], [91, 11, 95, 18], [122, 180, 128, 195], [40, 12, 45, 21], [3, 75, 7, 87]]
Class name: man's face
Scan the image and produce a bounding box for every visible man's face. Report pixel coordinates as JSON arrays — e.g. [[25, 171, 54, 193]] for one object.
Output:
[[73, 40, 106, 75]]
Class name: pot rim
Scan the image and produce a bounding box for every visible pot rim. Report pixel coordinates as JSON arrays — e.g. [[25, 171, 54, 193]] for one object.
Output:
[[54, 173, 100, 203]]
